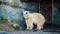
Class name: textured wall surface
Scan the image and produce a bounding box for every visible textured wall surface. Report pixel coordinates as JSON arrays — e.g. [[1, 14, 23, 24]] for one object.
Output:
[[0, 0, 39, 30]]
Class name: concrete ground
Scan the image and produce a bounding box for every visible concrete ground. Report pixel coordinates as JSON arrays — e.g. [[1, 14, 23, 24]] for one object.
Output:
[[0, 29, 60, 34]]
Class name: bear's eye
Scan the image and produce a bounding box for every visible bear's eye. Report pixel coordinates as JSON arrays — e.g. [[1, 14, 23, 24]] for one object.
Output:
[[26, 12, 28, 14]]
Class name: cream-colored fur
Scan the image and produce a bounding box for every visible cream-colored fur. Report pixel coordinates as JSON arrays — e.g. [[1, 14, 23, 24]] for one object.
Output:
[[23, 11, 45, 30]]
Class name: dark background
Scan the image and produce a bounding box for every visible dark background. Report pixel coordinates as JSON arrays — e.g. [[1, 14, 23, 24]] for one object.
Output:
[[21, 0, 52, 24], [21, 0, 60, 30]]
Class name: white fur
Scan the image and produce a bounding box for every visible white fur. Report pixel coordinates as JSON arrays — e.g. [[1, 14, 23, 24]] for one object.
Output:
[[23, 11, 45, 30]]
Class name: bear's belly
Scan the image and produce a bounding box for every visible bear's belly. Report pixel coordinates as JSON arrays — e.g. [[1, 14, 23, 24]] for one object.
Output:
[[32, 17, 37, 24]]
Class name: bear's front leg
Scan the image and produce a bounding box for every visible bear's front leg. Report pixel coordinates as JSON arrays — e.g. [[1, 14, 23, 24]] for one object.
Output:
[[26, 23, 33, 30], [26, 19, 33, 30]]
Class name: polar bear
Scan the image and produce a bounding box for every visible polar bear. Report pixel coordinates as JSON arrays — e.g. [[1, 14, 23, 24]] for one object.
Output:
[[23, 11, 45, 30]]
